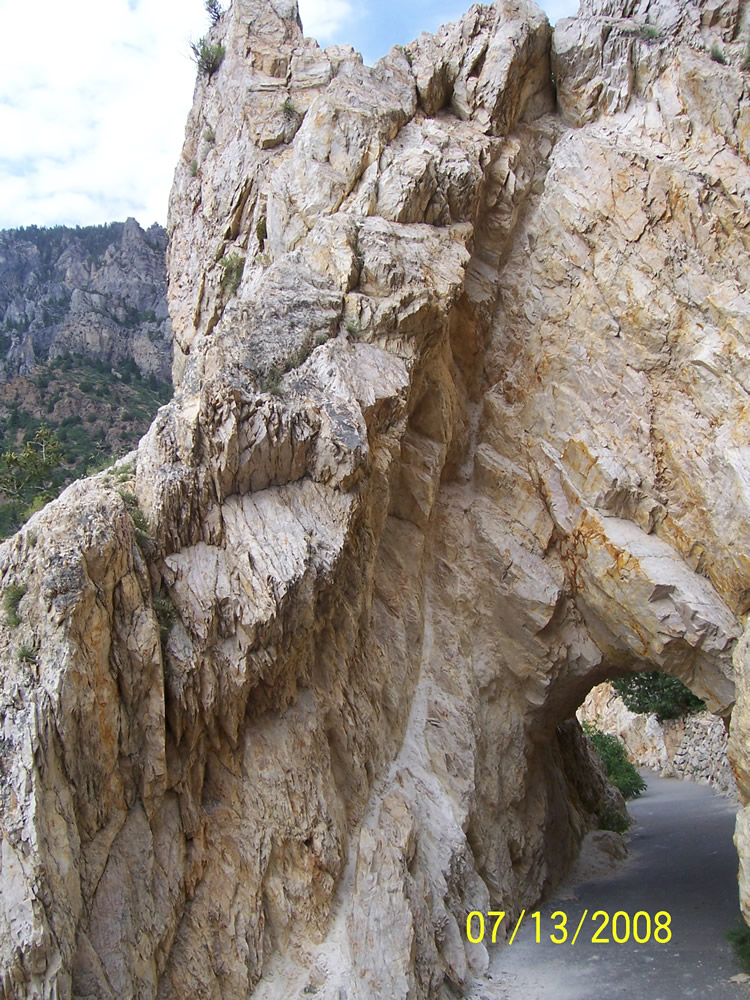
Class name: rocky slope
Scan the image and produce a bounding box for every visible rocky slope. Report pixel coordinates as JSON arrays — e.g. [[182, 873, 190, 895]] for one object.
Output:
[[0, 0, 749, 997], [0, 219, 171, 381]]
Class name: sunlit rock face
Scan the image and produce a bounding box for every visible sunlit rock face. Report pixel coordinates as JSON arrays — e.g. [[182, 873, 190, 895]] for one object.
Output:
[[1, 0, 749, 995]]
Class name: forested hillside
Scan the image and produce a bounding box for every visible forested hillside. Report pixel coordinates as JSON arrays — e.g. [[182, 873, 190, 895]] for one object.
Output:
[[0, 219, 172, 535]]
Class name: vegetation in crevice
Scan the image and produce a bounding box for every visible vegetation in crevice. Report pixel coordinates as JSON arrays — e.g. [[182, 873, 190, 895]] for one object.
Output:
[[153, 592, 177, 654], [118, 489, 151, 550], [190, 37, 225, 77], [636, 24, 660, 40], [255, 216, 267, 252], [219, 253, 245, 296], [3, 584, 26, 627], [256, 335, 331, 395], [17, 643, 37, 664], [259, 367, 283, 395]]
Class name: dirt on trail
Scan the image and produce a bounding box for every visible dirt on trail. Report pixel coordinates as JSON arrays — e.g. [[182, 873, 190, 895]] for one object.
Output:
[[470, 771, 747, 1000]]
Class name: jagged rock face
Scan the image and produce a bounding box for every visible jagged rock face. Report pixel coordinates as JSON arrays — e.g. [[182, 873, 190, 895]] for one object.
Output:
[[0, 219, 171, 381], [1, 0, 749, 996]]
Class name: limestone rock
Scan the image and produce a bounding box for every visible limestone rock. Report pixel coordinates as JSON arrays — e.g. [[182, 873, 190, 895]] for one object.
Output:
[[2, 0, 750, 996]]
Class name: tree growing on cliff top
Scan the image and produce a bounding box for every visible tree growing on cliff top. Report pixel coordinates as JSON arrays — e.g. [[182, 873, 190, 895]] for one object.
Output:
[[205, 0, 223, 25]]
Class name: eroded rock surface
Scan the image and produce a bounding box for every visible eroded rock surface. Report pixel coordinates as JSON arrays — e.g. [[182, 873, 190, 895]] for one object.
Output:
[[1, 0, 750, 996]]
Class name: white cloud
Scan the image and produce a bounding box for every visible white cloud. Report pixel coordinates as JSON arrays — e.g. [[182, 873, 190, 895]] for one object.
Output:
[[0, 0, 208, 228], [298, 0, 356, 41]]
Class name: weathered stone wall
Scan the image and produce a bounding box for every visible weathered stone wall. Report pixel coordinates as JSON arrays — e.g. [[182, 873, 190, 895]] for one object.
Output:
[[580, 682, 737, 797], [1, 0, 749, 996]]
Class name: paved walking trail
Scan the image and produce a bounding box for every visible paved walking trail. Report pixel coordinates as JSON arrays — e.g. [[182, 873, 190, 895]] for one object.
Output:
[[472, 771, 747, 1000]]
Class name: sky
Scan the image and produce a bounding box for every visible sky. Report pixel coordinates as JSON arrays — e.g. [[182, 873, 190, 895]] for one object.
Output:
[[0, 0, 579, 231]]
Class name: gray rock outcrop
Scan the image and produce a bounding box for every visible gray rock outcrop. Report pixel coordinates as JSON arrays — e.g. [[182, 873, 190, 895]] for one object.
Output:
[[1, 0, 749, 996], [0, 219, 171, 381]]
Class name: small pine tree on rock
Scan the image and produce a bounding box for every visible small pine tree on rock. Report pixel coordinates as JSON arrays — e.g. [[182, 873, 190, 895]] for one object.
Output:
[[205, 0, 222, 25]]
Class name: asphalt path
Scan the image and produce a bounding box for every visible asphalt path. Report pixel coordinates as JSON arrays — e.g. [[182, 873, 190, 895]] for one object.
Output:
[[480, 771, 747, 1000]]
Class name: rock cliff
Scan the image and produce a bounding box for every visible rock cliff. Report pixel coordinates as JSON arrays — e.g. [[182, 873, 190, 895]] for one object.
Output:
[[0, 220, 171, 381], [1, 0, 749, 997]]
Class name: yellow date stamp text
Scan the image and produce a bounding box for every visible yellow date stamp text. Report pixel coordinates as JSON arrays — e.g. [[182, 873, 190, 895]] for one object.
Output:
[[465, 909, 672, 946]]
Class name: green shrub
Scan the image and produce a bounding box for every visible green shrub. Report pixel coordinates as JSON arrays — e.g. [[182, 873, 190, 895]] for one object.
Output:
[[190, 37, 225, 77], [203, 124, 216, 144], [3, 584, 26, 627], [21, 494, 50, 521], [612, 671, 704, 721], [727, 920, 750, 971], [219, 252, 244, 296], [17, 644, 37, 664], [637, 24, 660, 40], [583, 722, 647, 800], [597, 803, 630, 834], [259, 367, 283, 395], [189, 159, 199, 178], [118, 489, 150, 540], [153, 592, 177, 650], [205, 0, 222, 25], [710, 44, 727, 64], [255, 216, 267, 251], [86, 455, 117, 476]]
